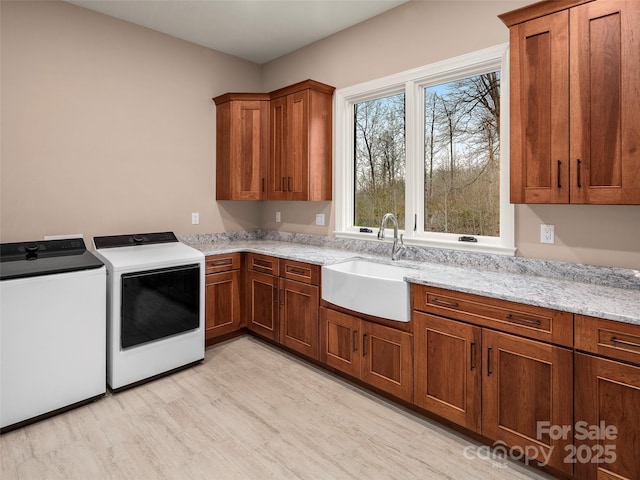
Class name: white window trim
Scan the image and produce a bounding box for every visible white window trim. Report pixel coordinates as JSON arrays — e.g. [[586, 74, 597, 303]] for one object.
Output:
[[333, 43, 515, 256]]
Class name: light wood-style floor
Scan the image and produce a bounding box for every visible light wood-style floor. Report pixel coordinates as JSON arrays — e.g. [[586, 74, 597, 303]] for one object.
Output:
[[1, 336, 553, 479]]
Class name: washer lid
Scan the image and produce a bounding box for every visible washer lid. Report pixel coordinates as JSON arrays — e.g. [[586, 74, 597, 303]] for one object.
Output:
[[92, 239, 204, 271], [0, 238, 104, 281]]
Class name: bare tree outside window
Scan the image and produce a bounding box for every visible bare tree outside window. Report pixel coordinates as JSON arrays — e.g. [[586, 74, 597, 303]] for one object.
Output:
[[354, 93, 406, 229], [424, 72, 501, 236]]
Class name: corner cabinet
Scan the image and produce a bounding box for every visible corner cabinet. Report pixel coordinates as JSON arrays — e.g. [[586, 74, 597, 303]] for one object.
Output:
[[212, 93, 270, 200], [268, 80, 334, 201], [501, 0, 640, 204], [213, 80, 334, 202]]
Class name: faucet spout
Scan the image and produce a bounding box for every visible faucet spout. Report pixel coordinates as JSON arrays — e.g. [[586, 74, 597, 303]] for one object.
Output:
[[377, 213, 405, 260]]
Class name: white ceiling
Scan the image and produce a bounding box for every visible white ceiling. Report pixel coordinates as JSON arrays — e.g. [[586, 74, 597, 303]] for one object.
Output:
[[67, 0, 408, 64]]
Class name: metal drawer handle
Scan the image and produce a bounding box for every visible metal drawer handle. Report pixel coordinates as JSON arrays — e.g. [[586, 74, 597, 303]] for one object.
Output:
[[288, 267, 307, 276], [487, 347, 492, 376], [611, 337, 640, 350], [557, 160, 562, 188], [431, 298, 459, 308], [577, 159, 582, 188], [210, 259, 231, 266], [505, 314, 541, 326]]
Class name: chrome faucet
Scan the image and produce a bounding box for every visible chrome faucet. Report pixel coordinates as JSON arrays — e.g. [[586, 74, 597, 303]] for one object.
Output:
[[377, 213, 405, 261]]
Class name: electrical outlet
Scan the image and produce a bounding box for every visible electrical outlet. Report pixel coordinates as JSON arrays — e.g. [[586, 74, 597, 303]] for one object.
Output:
[[540, 224, 555, 244], [315, 214, 325, 226], [191, 212, 199, 225], [275, 212, 281, 222]]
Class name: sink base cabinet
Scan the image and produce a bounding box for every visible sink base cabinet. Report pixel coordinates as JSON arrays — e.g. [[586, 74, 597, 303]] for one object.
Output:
[[321, 307, 413, 402]]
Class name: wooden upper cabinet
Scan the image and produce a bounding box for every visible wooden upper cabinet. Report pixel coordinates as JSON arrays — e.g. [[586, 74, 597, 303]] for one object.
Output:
[[504, 0, 640, 204], [268, 80, 334, 201], [213, 93, 270, 200]]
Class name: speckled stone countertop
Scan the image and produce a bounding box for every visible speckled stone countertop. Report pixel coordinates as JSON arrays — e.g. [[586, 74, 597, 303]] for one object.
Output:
[[181, 231, 640, 326]]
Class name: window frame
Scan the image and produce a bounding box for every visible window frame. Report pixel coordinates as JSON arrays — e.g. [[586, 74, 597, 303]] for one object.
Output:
[[334, 43, 515, 256]]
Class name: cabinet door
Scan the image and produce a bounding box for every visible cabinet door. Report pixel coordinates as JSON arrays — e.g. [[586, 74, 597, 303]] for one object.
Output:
[[279, 278, 319, 359], [414, 312, 481, 432], [320, 307, 361, 378], [510, 10, 570, 203], [215, 99, 268, 200], [482, 330, 573, 475], [575, 353, 640, 480], [569, 0, 640, 204], [361, 321, 413, 402], [246, 270, 279, 341], [269, 96, 288, 200], [286, 90, 310, 201], [205, 270, 241, 339]]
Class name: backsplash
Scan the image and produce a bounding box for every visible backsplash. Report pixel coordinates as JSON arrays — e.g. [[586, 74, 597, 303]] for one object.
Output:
[[181, 230, 640, 290]]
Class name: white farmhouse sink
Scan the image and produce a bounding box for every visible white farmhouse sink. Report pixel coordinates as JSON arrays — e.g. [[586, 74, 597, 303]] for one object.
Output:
[[321, 260, 415, 322]]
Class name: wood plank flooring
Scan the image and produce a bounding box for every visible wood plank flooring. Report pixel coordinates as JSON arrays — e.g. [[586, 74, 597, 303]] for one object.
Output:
[[1, 336, 553, 479]]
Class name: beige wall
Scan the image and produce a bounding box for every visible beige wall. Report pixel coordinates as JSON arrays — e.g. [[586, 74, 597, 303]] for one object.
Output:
[[2, 1, 639, 269], [1, 0, 262, 243], [260, 0, 640, 269]]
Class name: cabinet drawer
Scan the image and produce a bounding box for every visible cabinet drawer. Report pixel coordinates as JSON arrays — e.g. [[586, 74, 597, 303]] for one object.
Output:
[[205, 253, 241, 274], [575, 315, 640, 366], [411, 284, 573, 347], [279, 259, 320, 285], [247, 253, 280, 276]]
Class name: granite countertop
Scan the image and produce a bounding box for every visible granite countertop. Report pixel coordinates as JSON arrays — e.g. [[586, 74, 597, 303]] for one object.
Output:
[[182, 232, 640, 326]]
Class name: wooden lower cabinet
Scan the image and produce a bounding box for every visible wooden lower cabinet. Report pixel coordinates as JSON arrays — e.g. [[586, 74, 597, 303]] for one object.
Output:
[[279, 278, 319, 359], [483, 329, 573, 475], [414, 312, 481, 431], [246, 270, 279, 341], [321, 307, 413, 402], [204, 254, 242, 341], [413, 291, 574, 476], [574, 353, 640, 480]]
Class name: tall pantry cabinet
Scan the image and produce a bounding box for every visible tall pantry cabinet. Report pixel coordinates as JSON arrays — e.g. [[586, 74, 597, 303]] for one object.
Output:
[[501, 0, 640, 204]]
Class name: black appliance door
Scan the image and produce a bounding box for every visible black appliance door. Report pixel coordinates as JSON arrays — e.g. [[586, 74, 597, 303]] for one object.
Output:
[[121, 264, 200, 349]]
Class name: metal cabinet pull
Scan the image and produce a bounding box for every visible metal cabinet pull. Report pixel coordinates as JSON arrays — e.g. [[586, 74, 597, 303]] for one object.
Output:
[[505, 313, 541, 327], [577, 159, 582, 188], [611, 337, 640, 350], [262, 177, 265, 192], [557, 160, 562, 188], [272, 285, 278, 304], [362, 334, 367, 357], [353, 330, 358, 353], [487, 347, 492, 376], [288, 268, 306, 276], [431, 298, 459, 308], [470, 342, 476, 371]]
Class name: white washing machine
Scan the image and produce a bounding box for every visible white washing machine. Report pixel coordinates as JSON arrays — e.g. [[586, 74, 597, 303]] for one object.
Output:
[[93, 232, 204, 391], [0, 238, 106, 432]]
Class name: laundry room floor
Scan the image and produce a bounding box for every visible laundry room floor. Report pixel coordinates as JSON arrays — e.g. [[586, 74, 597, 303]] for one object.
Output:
[[1, 336, 553, 479]]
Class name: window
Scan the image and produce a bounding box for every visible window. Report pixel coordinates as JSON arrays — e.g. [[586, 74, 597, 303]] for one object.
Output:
[[335, 44, 514, 255]]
